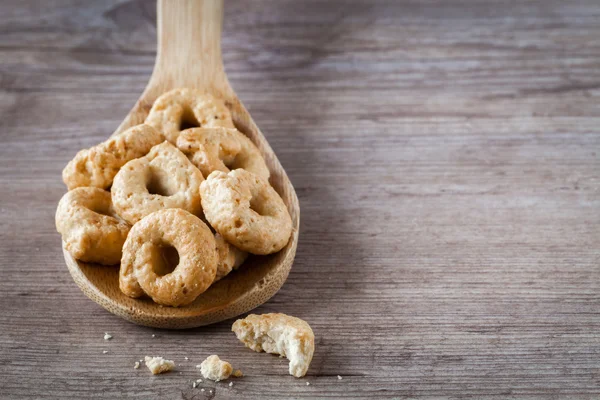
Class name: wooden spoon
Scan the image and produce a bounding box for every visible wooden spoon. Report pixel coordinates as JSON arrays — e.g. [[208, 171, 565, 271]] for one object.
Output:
[[63, 0, 299, 329]]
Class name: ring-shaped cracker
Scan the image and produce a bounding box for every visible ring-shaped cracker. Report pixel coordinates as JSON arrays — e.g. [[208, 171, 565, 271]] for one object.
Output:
[[177, 127, 270, 181], [145, 88, 235, 143], [214, 233, 248, 282], [111, 141, 204, 224], [200, 169, 292, 255], [62, 124, 164, 190], [119, 208, 217, 307], [56, 187, 130, 265]]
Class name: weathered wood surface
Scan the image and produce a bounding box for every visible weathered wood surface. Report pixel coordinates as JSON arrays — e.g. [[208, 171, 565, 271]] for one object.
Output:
[[1, 0, 599, 398]]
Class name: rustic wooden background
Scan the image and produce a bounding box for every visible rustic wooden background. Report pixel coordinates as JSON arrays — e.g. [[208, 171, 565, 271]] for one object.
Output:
[[1, 0, 599, 398]]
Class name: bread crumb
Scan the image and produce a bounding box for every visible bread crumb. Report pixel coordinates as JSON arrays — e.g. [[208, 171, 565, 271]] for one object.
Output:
[[200, 355, 239, 382], [195, 364, 202, 368], [184, 357, 189, 360], [338, 375, 342, 380], [229, 382, 233, 387], [134, 361, 140, 369], [232, 369, 243, 377], [201, 388, 205, 392], [209, 390, 213, 394], [192, 382, 197, 388], [102, 350, 108, 354], [306, 382, 310, 386], [103, 333, 112, 340], [144, 356, 175, 375], [195, 379, 202, 383], [152, 334, 156, 338]]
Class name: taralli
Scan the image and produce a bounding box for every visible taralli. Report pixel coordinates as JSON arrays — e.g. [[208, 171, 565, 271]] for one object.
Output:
[[200, 355, 241, 382], [214, 233, 248, 282], [56, 187, 130, 265], [145, 88, 235, 143], [200, 169, 292, 255], [111, 141, 204, 224], [62, 124, 164, 190], [177, 127, 270, 181], [232, 313, 315, 378], [119, 208, 218, 307]]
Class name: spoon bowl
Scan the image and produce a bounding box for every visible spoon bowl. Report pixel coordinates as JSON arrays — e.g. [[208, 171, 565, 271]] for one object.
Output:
[[63, 0, 299, 329]]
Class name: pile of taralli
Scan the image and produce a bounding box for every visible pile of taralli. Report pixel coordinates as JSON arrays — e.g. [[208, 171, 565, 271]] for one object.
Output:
[[56, 88, 293, 307]]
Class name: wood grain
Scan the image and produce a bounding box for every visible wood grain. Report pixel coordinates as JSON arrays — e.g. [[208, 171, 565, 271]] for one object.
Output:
[[1, 0, 599, 398]]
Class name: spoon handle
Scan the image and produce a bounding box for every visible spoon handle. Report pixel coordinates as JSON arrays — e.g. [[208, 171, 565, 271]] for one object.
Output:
[[150, 0, 227, 91]]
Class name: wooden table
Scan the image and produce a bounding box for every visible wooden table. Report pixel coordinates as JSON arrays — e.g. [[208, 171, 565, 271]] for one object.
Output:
[[1, 1, 599, 398]]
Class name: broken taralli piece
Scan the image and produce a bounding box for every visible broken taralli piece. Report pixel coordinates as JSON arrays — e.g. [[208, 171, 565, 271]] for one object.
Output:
[[200, 355, 241, 382], [144, 356, 175, 375], [232, 313, 314, 378]]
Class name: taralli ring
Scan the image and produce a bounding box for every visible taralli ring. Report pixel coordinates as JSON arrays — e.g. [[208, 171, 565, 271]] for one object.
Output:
[[119, 208, 218, 307], [177, 127, 270, 181], [200, 169, 292, 255], [56, 187, 130, 265], [214, 233, 248, 282], [62, 124, 164, 190], [145, 88, 235, 143], [111, 141, 204, 224]]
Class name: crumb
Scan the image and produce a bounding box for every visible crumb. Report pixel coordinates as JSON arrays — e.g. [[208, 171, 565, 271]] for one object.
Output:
[[102, 350, 108, 354], [152, 334, 156, 338], [200, 355, 238, 382], [338, 375, 342, 380], [134, 361, 140, 369], [209, 390, 213, 394], [306, 382, 310, 386], [192, 382, 197, 388], [140, 359, 143, 363], [232, 369, 243, 377], [229, 382, 233, 387], [201, 389, 205, 392], [196, 364, 202, 368], [196, 379, 202, 383], [104, 333, 112, 340], [144, 356, 175, 375], [184, 357, 189, 360]]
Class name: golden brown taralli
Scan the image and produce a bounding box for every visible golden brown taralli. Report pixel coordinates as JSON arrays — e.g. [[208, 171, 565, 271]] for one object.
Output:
[[145, 88, 234, 143], [214, 233, 248, 282], [62, 124, 164, 190], [177, 127, 270, 181], [200, 169, 292, 255], [56, 187, 130, 265], [119, 208, 218, 307], [111, 141, 204, 224]]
